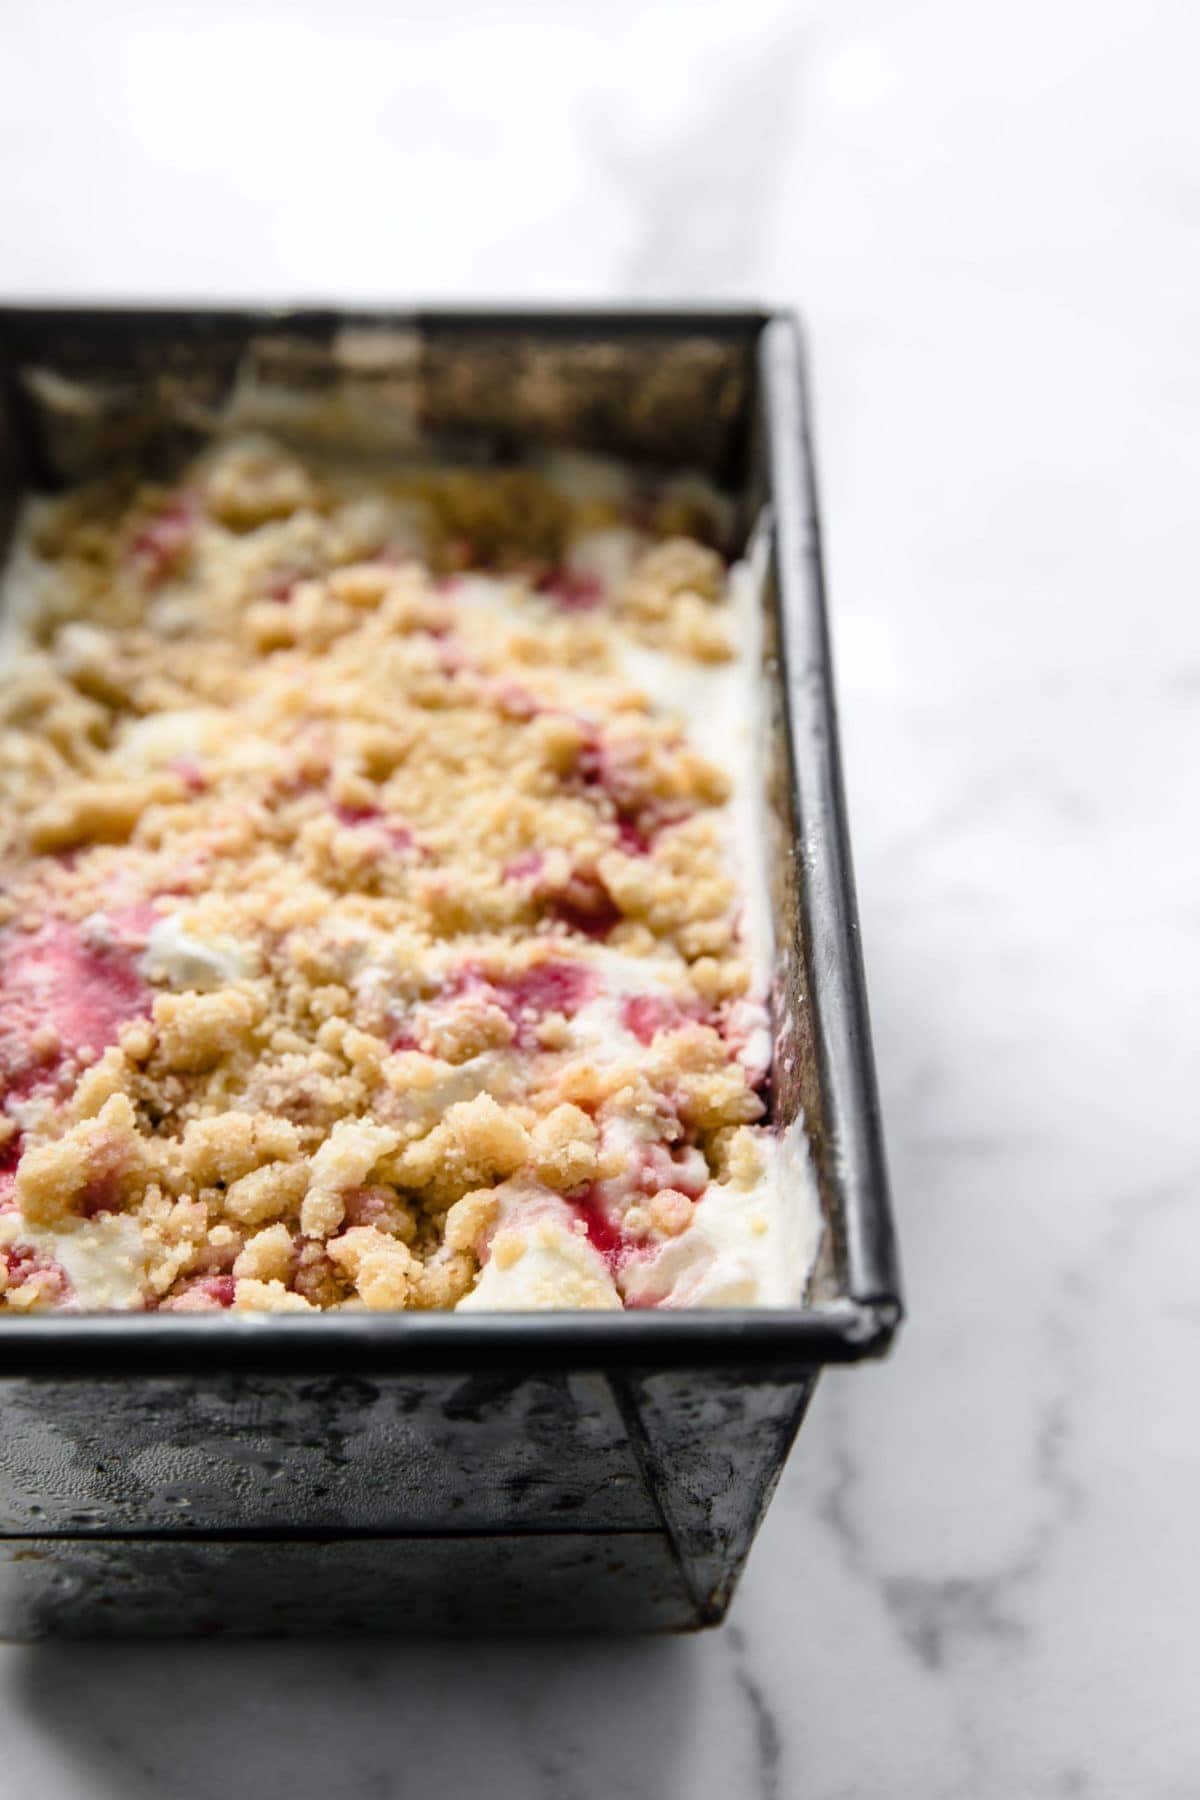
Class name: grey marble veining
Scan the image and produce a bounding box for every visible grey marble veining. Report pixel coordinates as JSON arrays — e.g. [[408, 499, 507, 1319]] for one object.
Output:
[[2, 0, 1199, 1792]]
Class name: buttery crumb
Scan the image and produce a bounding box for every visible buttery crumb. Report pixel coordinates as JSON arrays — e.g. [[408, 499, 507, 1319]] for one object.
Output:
[[0, 439, 780, 1313]]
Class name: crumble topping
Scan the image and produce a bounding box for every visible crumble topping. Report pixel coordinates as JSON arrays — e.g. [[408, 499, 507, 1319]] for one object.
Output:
[[0, 437, 818, 1312]]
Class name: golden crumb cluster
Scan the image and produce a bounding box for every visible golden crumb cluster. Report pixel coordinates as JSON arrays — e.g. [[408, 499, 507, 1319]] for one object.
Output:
[[0, 438, 772, 1313]]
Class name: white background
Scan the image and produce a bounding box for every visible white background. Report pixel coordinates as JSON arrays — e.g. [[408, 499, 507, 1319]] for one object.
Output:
[[4, 0, 1200, 1793]]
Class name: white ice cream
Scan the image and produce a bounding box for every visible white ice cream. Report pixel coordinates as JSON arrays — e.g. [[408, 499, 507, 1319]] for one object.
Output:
[[620, 1117, 821, 1309], [457, 1189, 621, 1312], [113, 707, 226, 774], [141, 911, 260, 990], [560, 949, 681, 1065], [0, 1211, 149, 1311]]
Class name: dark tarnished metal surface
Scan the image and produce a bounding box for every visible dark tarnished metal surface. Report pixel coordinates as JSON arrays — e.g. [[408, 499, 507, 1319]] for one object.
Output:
[[616, 1368, 820, 1621], [0, 1532, 697, 1636], [0, 308, 759, 487], [0, 1370, 652, 1536]]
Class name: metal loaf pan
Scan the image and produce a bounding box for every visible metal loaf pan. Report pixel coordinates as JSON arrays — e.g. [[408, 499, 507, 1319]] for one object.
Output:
[[0, 306, 900, 1635]]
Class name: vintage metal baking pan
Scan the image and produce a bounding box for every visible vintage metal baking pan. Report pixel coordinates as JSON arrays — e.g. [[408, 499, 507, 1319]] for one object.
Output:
[[0, 306, 900, 1635]]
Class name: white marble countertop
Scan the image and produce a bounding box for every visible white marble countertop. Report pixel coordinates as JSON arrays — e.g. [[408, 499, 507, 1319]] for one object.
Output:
[[2, 0, 1198, 1792]]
